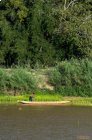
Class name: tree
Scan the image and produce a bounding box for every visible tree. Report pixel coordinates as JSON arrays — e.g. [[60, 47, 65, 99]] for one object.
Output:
[[0, 0, 92, 67]]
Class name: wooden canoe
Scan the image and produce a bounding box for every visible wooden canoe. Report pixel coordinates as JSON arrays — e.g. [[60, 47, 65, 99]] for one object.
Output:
[[18, 101, 70, 105]]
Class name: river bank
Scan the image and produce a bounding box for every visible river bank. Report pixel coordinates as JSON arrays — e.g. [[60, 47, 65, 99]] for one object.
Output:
[[0, 94, 62, 103], [0, 95, 92, 106]]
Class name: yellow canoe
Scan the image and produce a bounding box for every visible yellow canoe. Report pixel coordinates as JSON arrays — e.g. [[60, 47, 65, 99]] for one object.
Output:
[[18, 101, 70, 105]]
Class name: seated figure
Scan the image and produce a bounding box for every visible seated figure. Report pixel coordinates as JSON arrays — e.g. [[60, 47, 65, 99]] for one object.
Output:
[[29, 93, 35, 101]]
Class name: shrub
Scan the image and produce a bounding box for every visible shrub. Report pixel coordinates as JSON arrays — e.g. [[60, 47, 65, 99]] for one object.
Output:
[[48, 68, 61, 87], [48, 59, 92, 96], [0, 68, 36, 95]]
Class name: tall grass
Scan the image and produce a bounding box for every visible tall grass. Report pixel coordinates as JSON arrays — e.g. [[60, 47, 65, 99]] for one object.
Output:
[[34, 94, 62, 101], [48, 59, 92, 96], [0, 95, 28, 103], [0, 68, 36, 95], [29, 89, 62, 101]]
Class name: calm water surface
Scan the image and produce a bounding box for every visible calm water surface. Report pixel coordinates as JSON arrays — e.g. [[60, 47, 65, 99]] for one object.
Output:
[[0, 105, 92, 140]]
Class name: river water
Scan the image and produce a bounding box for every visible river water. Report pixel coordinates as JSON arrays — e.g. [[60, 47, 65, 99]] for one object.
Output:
[[0, 105, 92, 140]]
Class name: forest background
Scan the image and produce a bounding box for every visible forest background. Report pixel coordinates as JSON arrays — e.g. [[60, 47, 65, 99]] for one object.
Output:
[[0, 0, 92, 98]]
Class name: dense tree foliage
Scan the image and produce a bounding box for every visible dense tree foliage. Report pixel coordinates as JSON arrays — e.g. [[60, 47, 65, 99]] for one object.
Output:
[[0, 0, 92, 67]]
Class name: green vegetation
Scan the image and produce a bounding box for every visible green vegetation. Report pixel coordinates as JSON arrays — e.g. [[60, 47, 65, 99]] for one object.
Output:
[[0, 0, 92, 67], [0, 95, 28, 103], [48, 59, 92, 96], [0, 1, 92, 101], [0, 59, 91, 97], [0, 95, 92, 106], [0, 94, 62, 103], [0, 68, 36, 93], [34, 94, 62, 101]]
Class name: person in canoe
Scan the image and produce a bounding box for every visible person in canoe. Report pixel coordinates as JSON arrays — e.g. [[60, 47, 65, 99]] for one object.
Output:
[[29, 93, 35, 101]]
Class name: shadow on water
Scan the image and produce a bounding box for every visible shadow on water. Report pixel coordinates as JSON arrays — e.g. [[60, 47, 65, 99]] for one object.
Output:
[[0, 105, 92, 140]]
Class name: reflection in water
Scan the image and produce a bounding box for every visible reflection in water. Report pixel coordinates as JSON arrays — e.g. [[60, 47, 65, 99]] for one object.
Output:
[[0, 105, 92, 140], [77, 135, 90, 140], [18, 107, 22, 111]]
